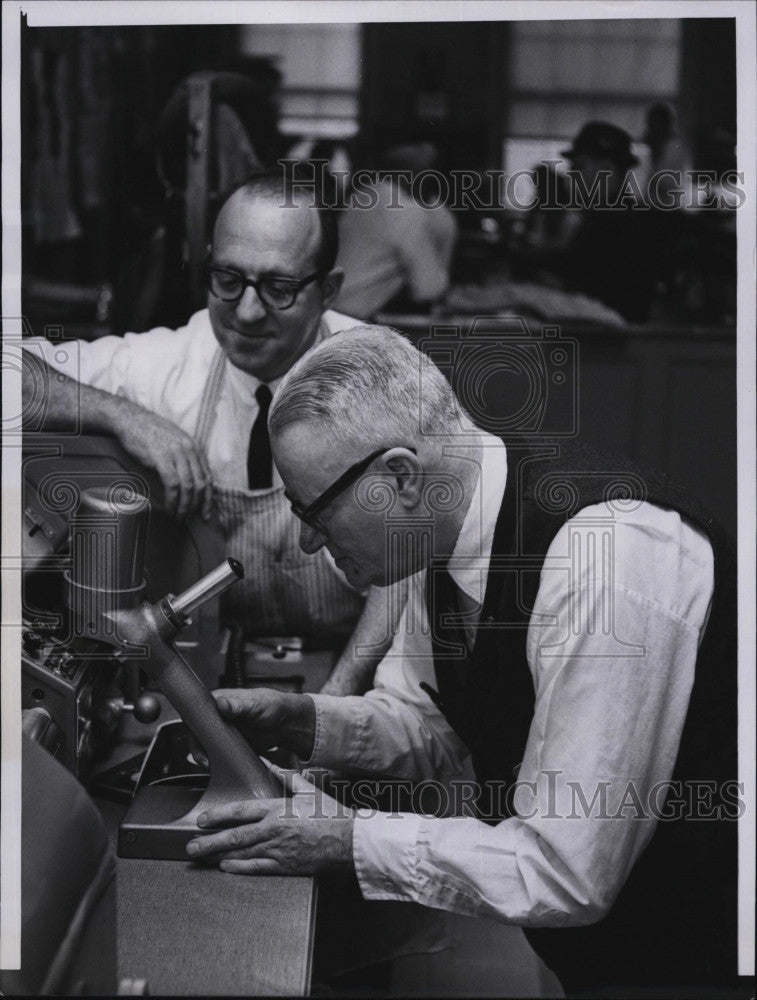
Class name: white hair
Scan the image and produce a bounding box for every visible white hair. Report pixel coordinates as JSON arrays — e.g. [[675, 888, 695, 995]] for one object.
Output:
[[269, 325, 468, 448]]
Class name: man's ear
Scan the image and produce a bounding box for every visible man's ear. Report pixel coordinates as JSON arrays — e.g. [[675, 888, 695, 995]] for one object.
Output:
[[384, 448, 423, 510], [320, 268, 344, 309]]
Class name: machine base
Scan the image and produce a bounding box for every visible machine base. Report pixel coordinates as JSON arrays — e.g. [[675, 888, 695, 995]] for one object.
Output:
[[117, 718, 283, 860], [118, 722, 211, 859], [118, 783, 206, 859]]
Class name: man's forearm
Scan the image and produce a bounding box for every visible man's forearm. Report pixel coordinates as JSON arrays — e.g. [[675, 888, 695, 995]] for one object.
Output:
[[23, 354, 131, 435], [22, 352, 214, 519], [320, 580, 408, 696]]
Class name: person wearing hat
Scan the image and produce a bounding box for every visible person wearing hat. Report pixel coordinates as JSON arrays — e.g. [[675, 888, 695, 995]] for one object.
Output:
[[561, 121, 640, 178], [559, 121, 659, 323]]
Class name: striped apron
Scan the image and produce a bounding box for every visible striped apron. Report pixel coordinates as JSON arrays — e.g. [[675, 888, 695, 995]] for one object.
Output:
[[195, 347, 364, 643]]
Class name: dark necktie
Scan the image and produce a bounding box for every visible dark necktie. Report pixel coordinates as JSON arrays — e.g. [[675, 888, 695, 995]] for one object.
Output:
[[421, 562, 474, 742], [247, 384, 273, 489], [424, 563, 470, 679]]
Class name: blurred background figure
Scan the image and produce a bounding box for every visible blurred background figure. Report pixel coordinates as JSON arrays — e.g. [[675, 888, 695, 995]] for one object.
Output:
[[520, 162, 577, 254], [285, 136, 353, 207], [125, 66, 284, 331], [639, 101, 699, 319], [690, 125, 738, 323], [558, 121, 658, 323], [643, 101, 692, 188], [509, 161, 578, 285], [334, 141, 457, 320]]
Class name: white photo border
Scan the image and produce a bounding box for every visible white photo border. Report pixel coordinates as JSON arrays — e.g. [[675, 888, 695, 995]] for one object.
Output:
[[2, 0, 754, 979]]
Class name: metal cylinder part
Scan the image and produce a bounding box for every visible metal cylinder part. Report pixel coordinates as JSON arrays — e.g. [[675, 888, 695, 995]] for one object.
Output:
[[69, 486, 150, 590], [168, 557, 244, 619], [65, 486, 150, 642]]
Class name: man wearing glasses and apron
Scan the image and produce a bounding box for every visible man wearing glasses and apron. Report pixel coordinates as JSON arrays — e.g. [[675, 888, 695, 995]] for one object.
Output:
[[24, 171, 399, 693]]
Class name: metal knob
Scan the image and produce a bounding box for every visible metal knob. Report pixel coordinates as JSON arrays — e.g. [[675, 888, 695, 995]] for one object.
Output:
[[108, 693, 162, 725]]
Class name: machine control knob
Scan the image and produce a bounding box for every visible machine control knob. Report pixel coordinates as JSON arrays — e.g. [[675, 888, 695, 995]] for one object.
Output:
[[108, 693, 161, 725], [132, 693, 161, 724]]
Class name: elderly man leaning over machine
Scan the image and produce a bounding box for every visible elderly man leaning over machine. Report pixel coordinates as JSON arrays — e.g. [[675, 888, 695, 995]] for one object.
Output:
[[22, 171, 403, 695], [186, 325, 738, 998]]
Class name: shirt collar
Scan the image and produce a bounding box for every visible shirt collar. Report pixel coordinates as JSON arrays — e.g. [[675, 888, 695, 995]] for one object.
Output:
[[448, 434, 508, 605], [224, 318, 329, 399]]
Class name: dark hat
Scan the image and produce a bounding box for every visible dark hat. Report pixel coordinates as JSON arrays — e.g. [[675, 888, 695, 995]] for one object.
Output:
[[561, 121, 639, 169]]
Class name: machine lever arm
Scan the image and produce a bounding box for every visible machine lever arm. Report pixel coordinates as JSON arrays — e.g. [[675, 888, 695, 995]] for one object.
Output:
[[109, 558, 281, 805]]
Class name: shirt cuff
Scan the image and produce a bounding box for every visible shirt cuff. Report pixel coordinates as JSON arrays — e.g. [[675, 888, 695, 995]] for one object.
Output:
[[353, 809, 424, 902], [298, 693, 357, 770]]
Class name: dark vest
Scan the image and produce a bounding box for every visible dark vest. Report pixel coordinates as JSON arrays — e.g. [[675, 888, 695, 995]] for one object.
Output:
[[428, 439, 738, 997]]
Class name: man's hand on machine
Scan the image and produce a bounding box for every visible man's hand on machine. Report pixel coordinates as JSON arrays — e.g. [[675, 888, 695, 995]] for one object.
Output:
[[213, 688, 317, 761], [185, 765, 355, 876], [107, 400, 214, 521]]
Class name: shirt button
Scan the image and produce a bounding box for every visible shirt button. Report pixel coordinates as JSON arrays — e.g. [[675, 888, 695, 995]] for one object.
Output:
[[383, 877, 393, 891]]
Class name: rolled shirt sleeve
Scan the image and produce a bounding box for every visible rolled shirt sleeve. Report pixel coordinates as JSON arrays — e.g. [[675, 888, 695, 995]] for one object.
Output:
[[307, 571, 470, 780], [22, 310, 218, 434]]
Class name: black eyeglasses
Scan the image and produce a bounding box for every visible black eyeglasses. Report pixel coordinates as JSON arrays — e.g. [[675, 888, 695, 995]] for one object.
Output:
[[285, 447, 416, 532], [205, 265, 323, 311]]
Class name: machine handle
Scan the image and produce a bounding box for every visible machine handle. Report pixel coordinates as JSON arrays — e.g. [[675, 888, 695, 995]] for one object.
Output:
[[168, 558, 244, 619], [110, 561, 281, 801]]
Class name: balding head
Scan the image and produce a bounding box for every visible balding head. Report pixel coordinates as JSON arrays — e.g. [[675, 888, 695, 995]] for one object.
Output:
[[206, 171, 343, 380], [213, 170, 339, 275]]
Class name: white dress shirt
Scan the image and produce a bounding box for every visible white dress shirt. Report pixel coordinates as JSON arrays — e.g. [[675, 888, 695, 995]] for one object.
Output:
[[307, 435, 714, 927], [335, 178, 457, 319], [24, 308, 358, 490]]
